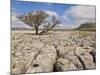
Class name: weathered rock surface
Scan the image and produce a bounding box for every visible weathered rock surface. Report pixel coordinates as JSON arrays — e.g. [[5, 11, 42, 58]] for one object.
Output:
[[11, 30, 96, 74], [55, 58, 77, 71], [26, 44, 57, 73]]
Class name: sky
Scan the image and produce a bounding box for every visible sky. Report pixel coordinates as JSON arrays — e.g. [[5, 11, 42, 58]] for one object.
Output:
[[11, 0, 96, 29]]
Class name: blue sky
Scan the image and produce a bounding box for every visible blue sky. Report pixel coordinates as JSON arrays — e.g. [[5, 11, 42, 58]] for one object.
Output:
[[12, 0, 75, 15], [11, 0, 96, 29]]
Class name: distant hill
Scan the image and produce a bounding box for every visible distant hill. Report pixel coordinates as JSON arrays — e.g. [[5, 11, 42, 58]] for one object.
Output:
[[11, 27, 33, 30], [77, 22, 96, 31]]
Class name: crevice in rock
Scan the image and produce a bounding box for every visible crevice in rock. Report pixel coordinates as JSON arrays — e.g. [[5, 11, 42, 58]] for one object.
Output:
[[73, 63, 81, 69], [34, 43, 47, 60], [90, 50, 96, 64], [33, 64, 39, 67], [13, 65, 15, 69], [53, 63, 63, 72], [24, 43, 47, 72], [53, 44, 60, 58], [74, 49, 87, 70], [53, 63, 58, 72], [52, 44, 63, 72]]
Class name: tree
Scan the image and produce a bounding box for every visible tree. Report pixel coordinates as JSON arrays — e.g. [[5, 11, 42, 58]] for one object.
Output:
[[17, 10, 60, 35], [40, 15, 61, 34]]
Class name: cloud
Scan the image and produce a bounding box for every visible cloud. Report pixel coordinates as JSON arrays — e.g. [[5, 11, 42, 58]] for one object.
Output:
[[11, 12, 32, 29], [11, 5, 96, 29], [60, 5, 96, 29], [45, 10, 58, 18], [67, 5, 95, 20], [46, 2, 53, 6], [44, 10, 59, 25]]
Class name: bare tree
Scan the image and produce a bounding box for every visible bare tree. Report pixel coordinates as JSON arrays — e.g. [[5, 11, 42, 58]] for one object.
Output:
[[17, 10, 60, 35], [40, 15, 60, 34]]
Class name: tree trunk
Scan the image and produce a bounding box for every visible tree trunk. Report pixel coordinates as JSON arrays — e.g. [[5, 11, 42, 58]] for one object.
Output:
[[35, 27, 38, 35]]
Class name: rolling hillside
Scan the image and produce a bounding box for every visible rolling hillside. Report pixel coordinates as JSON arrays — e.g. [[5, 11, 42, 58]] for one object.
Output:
[[77, 22, 96, 31]]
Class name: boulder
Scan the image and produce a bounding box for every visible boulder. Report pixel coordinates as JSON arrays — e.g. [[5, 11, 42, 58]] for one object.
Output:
[[64, 55, 83, 70], [56, 46, 75, 57], [55, 58, 77, 71], [79, 54, 96, 69], [75, 46, 93, 55], [11, 59, 26, 74], [25, 44, 57, 73]]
